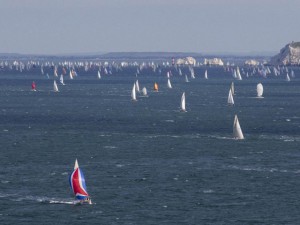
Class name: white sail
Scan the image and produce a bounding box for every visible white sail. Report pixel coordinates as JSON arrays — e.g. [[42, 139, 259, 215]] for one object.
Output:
[[69, 70, 73, 80], [142, 87, 148, 96], [233, 115, 244, 140], [167, 71, 170, 78], [286, 73, 290, 81], [185, 74, 189, 83], [59, 74, 65, 85], [135, 80, 140, 92], [74, 159, 79, 170], [167, 78, 172, 89], [190, 67, 195, 79], [97, 70, 101, 79], [256, 83, 263, 97], [204, 70, 208, 79], [230, 82, 234, 95], [227, 89, 234, 105], [236, 67, 242, 80], [53, 80, 59, 92], [181, 92, 186, 112], [54, 69, 58, 77], [178, 68, 182, 76], [131, 83, 137, 101]]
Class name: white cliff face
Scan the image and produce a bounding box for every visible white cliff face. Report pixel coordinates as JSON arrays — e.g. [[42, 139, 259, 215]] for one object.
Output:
[[176, 57, 196, 66], [270, 42, 300, 65], [244, 59, 260, 66], [204, 58, 224, 66]]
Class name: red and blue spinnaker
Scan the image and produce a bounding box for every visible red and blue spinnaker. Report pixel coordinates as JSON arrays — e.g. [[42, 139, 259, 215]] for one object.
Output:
[[69, 159, 89, 200]]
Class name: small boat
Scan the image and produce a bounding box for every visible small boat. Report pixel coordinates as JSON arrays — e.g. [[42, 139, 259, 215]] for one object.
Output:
[[142, 87, 148, 97], [167, 78, 172, 89], [53, 80, 59, 92], [204, 70, 208, 79], [153, 82, 158, 91], [230, 82, 234, 95], [233, 115, 244, 140], [180, 92, 186, 112], [286, 73, 291, 82], [135, 80, 140, 92], [69, 70, 73, 80], [256, 83, 263, 98], [69, 159, 92, 205], [31, 81, 36, 91], [185, 74, 189, 83], [97, 70, 101, 79], [54, 68, 58, 77], [227, 88, 234, 105], [131, 83, 137, 101], [236, 67, 242, 80], [60, 74, 65, 85]]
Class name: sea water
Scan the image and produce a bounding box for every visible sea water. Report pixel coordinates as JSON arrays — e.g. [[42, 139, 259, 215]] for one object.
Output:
[[0, 67, 299, 224]]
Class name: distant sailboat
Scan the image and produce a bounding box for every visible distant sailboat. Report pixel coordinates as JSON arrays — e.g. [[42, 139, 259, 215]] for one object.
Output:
[[178, 68, 182, 76], [230, 82, 234, 95], [60, 74, 65, 85], [142, 87, 148, 97], [286, 73, 291, 82], [180, 92, 186, 112], [167, 78, 172, 89], [53, 80, 59, 92], [97, 70, 101, 79], [131, 83, 137, 101], [185, 74, 189, 83], [256, 83, 263, 98], [227, 89, 234, 105], [135, 80, 140, 92], [233, 115, 244, 140], [204, 70, 208, 79], [54, 68, 58, 77], [31, 81, 36, 91], [69, 70, 74, 80], [236, 67, 242, 80], [69, 159, 92, 204], [153, 82, 158, 91]]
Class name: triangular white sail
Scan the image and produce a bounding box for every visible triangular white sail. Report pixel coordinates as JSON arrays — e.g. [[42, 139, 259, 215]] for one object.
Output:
[[69, 70, 74, 80], [230, 82, 234, 95], [53, 80, 59, 92], [97, 70, 101, 79], [74, 159, 79, 170], [227, 89, 234, 105], [181, 92, 186, 112], [178, 68, 182, 76], [142, 87, 148, 96], [233, 115, 244, 139], [236, 67, 242, 80], [131, 83, 137, 101], [60, 74, 65, 85], [204, 70, 208, 79], [167, 78, 172, 89], [185, 74, 189, 83], [286, 73, 290, 82], [135, 80, 140, 92], [256, 83, 263, 97]]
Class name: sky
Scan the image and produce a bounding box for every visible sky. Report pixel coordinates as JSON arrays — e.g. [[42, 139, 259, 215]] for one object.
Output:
[[0, 0, 299, 55]]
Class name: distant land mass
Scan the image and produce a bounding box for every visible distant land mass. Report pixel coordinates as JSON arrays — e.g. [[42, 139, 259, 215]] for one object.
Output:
[[270, 42, 300, 65]]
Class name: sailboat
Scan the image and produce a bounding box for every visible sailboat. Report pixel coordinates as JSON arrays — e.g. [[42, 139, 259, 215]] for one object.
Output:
[[286, 73, 291, 82], [167, 78, 172, 89], [142, 87, 148, 97], [256, 83, 263, 98], [227, 89, 234, 105], [204, 70, 208, 79], [69, 159, 92, 204], [230, 82, 234, 95], [97, 70, 101, 79], [180, 92, 186, 112], [153, 82, 158, 91], [31, 81, 36, 91], [131, 83, 137, 101], [233, 115, 244, 140], [69, 70, 74, 80], [60, 74, 65, 85], [135, 80, 140, 92], [54, 68, 58, 77], [236, 67, 242, 80], [185, 74, 189, 83], [53, 80, 59, 92]]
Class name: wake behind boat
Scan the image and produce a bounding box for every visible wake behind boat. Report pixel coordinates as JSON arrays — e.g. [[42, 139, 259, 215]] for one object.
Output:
[[69, 159, 92, 205]]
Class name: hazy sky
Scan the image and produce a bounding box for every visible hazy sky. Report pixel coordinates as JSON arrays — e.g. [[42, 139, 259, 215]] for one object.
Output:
[[0, 0, 299, 54]]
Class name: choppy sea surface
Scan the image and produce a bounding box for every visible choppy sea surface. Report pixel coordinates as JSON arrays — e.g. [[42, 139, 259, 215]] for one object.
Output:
[[0, 67, 300, 224]]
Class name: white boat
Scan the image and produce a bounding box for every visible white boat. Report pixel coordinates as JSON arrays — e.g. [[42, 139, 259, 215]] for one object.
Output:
[[190, 67, 195, 79], [53, 80, 59, 92], [69, 70, 74, 80], [54, 68, 58, 77], [227, 89, 234, 105], [180, 92, 186, 112], [236, 67, 242, 80], [60, 74, 65, 85], [256, 83, 263, 98], [204, 70, 208, 79], [97, 70, 101, 79], [135, 80, 140, 92], [286, 73, 291, 82], [185, 74, 189, 83], [233, 115, 244, 140], [230, 82, 234, 95], [131, 83, 137, 101], [142, 87, 148, 97], [178, 68, 182, 76], [167, 78, 172, 89]]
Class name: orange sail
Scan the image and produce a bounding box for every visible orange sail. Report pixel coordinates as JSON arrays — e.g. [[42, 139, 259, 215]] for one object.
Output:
[[154, 82, 158, 91]]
